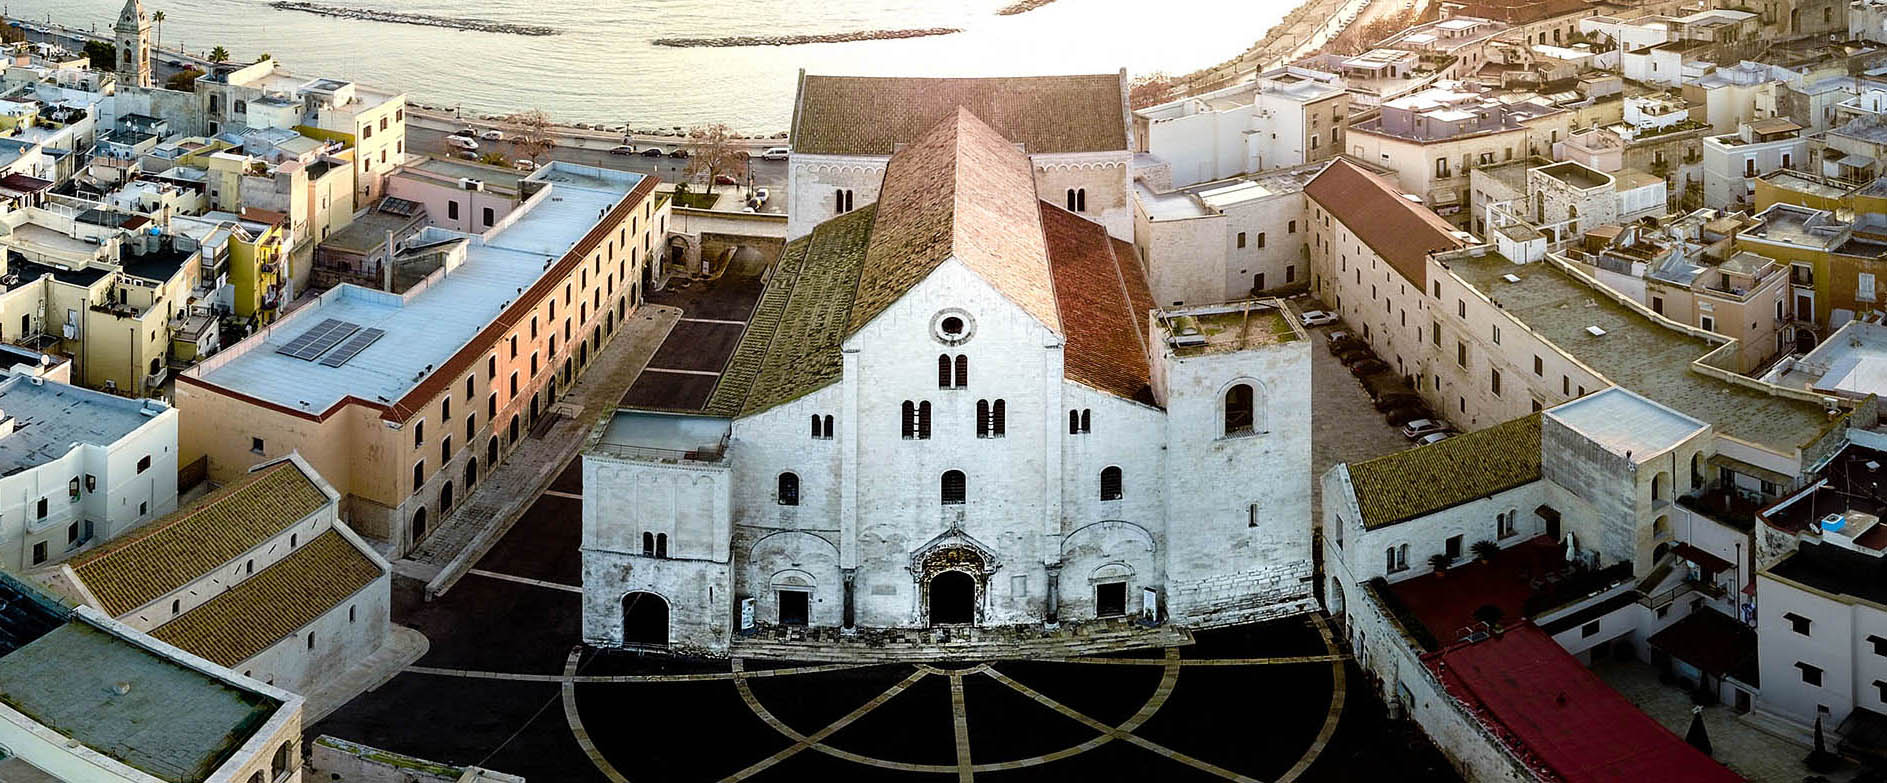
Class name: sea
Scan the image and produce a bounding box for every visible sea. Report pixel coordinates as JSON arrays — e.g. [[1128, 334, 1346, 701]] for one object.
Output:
[[6, 0, 1294, 131]]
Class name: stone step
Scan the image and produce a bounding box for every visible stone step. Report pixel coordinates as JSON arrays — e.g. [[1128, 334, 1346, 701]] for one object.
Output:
[[728, 625, 1194, 662]]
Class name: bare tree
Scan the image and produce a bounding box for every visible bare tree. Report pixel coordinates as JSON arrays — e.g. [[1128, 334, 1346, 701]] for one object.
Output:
[[1128, 72, 1177, 110], [504, 109, 556, 165], [683, 123, 748, 196]]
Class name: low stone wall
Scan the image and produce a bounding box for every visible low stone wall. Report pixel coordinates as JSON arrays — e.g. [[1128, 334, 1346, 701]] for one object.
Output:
[[310, 735, 525, 783]]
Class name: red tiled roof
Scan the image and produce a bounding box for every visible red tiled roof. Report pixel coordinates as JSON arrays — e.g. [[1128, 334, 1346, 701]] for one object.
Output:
[[1432, 625, 1744, 783], [1041, 202, 1152, 402], [1304, 158, 1466, 288]]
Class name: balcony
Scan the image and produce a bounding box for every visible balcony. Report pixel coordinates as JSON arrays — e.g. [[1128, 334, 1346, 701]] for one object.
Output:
[[1676, 485, 1766, 532]]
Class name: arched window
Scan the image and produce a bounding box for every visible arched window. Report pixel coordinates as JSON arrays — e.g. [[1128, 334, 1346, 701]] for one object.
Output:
[[1069, 409, 1081, 434], [656, 533, 668, 558], [1224, 384, 1256, 435], [1080, 409, 1091, 433], [811, 414, 822, 438], [1100, 466, 1123, 500], [993, 399, 1005, 436], [977, 399, 990, 437], [918, 401, 931, 439], [1652, 471, 1670, 502], [902, 401, 917, 439], [777, 472, 800, 506], [1066, 188, 1078, 211], [938, 354, 952, 388], [821, 415, 834, 439], [977, 399, 1006, 438], [954, 355, 968, 388], [412, 460, 425, 493], [941, 470, 966, 505], [1690, 452, 1704, 489], [642, 532, 654, 556]]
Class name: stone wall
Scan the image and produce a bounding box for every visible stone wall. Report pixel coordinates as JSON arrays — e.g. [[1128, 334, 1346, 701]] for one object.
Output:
[[311, 735, 524, 783]]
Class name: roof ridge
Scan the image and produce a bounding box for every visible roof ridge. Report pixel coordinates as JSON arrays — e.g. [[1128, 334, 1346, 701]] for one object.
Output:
[[68, 461, 298, 569]]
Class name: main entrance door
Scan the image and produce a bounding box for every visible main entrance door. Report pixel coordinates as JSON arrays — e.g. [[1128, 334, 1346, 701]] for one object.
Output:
[[778, 590, 809, 626], [622, 592, 668, 647], [930, 571, 975, 625]]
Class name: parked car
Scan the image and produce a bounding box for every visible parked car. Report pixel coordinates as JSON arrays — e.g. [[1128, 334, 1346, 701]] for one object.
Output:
[[1415, 432, 1455, 446], [760, 146, 791, 161], [1384, 405, 1430, 427], [513, 159, 538, 172], [1324, 329, 1353, 346], [1337, 348, 1376, 367], [444, 135, 478, 151], [640, 147, 664, 157], [1300, 310, 1338, 327], [458, 151, 480, 161], [608, 145, 636, 155], [1373, 391, 1421, 413], [1349, 359, 1390, 378], [714, 174, 738, 185], [480, 129, 505, 141], [668, 148, 690, 158], [753, 187, 770, 203], [449, 127, 476, 138], [1401, 419, 1450, 440]]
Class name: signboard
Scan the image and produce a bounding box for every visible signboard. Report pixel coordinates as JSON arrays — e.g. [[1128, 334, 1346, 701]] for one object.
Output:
[[739, 597, 755, 632]]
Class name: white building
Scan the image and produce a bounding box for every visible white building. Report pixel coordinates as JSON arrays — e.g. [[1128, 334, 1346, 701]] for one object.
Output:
[[40, 453, 392, 697], [583, 109, 1315, 654], [1701, 118, 1808, 210], [0, 570, 306, 783], [1132, 67, 1349, 188], [0, 363, 177, 573], [786, 72, 1135, 242], [1758, 539, 1887, 737]]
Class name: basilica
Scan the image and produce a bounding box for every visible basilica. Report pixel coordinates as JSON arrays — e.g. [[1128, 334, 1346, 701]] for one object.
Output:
[[580, 106, 1313, 654]]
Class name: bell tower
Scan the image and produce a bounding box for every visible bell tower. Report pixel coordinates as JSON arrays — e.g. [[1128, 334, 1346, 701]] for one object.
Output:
[[112, 0, 152, 90]]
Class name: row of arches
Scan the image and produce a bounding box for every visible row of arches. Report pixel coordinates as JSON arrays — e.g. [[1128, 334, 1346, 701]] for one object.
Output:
[[774, 467, 1126, 506]]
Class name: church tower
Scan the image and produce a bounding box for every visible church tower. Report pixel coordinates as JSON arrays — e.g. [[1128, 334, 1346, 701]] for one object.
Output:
[[112, 0, 151, 90]]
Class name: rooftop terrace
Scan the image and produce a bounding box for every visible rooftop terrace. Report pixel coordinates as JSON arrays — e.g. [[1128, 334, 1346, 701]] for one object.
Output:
[[1439, 250, 1829, 452], [1158, 300, 1301, 357], [592, 410, 730, 463], [0, 372, 164, 476], [188, 163, 645, 414]]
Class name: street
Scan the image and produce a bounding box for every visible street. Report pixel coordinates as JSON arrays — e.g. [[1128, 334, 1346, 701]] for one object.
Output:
[[407, 126, 788, 212]]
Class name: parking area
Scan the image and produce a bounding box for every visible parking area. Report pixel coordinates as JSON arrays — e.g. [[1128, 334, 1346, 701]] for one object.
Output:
[[619, 272, 765, 410], [1296, 298, 1421, 527], [316, 454, 1457, 783]]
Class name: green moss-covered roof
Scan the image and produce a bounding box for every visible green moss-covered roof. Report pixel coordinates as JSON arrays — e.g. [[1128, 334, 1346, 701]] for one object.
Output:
[[1347, 413, 1542, 529], [705, 204, 876, 417]]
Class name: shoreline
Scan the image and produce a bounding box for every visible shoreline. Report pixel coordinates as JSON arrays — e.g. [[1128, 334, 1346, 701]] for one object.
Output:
[[267, 1, 561, 36], [652, 27, 961, 47], [995, 0, 1061, 15]]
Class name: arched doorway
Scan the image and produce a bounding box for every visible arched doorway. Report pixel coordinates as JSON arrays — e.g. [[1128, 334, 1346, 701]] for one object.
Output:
[[412, 506, 428, 544], [507, 415, 519, 444], [465, 457, 478, 489], [929, 571, 975, 625], [487, 436, 500, 466], [441, 481, 454, 513], [621, 592, 668, 647]]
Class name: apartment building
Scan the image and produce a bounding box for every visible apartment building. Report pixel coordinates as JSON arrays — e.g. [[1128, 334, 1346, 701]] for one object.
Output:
[[178, 163, 664, 556], [1133, 67, 1349, 188], [1345, 83, 1566, 226], [1702, 118, 1808, 210], [192, 59, 406, 208]]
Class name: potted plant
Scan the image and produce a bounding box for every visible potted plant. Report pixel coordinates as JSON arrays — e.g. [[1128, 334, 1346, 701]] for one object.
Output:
[[1472, 604, 1504, 629], [1472, 540, 1500, 563], [1428, 553, 1454, 576]]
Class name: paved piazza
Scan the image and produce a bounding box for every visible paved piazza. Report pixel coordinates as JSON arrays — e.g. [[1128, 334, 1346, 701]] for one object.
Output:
[[316, 460, 1457, 782]]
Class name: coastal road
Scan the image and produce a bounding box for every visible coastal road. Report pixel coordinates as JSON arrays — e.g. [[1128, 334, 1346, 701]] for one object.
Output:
[[408, 126, 789, 213]]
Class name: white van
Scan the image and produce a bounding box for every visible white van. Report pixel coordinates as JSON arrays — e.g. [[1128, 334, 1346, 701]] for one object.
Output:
[[760, 146, 790, 161], [445, 136, 479, 152]]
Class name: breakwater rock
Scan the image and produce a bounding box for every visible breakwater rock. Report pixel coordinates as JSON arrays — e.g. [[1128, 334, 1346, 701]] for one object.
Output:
[[268, 2, 561, 36], [995, 0, 1060, 15], [652, 28, 961, 47]]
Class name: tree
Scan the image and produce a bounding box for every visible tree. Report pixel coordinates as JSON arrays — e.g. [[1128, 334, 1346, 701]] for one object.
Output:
[[81, 40, 115, 71], [1128, 72, 1176, 110], [208, 45, 229, 63], [150, 10, 164, 61], [477, 151, 508, 167], [682, 123, 747, 196], [257, 52, 271, 61], [165, 66, 202, 91], [503, 109, 556, 164]]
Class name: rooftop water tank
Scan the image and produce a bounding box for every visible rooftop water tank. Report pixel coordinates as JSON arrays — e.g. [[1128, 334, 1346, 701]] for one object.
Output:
[[1822, 513, 1847, 533]]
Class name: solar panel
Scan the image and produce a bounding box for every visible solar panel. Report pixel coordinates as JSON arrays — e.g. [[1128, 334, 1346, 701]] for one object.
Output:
[[379, 197, 420, 217], [273, 318, 361, 361], [319, 327, 385, 367]]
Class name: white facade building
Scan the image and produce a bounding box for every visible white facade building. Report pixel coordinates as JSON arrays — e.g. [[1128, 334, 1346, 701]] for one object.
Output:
[[584, 109, 1315, 654], [786, 72, 1135, 242], [1701, 118, 1808, 209], [1758, 539, 1887, 735], [1133, 67, 1349, 188]]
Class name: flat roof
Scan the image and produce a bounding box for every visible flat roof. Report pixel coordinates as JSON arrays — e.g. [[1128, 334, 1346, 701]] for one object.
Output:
[[1770, 320, 1887, 396], [0, 621, 281, 783], [599, 410, 730, 454], [190, 164, 644, 413], [0, 373, 162, 476], [1443, 252, 1827, 452], [1545, 387, 1707, 462]]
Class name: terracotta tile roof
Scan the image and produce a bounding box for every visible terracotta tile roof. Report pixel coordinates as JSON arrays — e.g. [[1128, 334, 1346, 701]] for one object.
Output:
[[68, 462, 329, 616], [853, 107, 1060, 335], [704, 206, 876, 417], [1304, 158, 1466, 289], [1041, 202, 1154, 402], [150, 530, 381, 667], [791, 73, 1127, 156], [1346, 413, 1541, 529]]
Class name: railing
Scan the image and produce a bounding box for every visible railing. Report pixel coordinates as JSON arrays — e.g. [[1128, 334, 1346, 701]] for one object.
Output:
[[591, 438, 728, 464]]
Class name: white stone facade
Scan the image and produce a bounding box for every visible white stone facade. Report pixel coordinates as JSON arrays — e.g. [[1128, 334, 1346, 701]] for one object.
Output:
[[788, 151, 1133, 242]]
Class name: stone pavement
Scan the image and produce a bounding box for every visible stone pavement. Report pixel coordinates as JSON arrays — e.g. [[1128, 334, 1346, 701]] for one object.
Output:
[[1301, 295, 1416, 529], [728, 618, 1196, 662], [408, 304, 683, 598], [304, 625, 431, 723], [1594, 659, 1856, 783]]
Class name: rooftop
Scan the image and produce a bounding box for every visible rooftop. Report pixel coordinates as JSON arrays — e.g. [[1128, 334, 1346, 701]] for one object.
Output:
[[1767, 320, 1887, 397], [1135, 157, 1368, 221], [1439, 251, 1829, 453], [1544, 387, 1707, 462], [1758, 442, 1887, 536], [150, 529, 381, 667], [187, 163, 646, 415], [1766, 538, 1887, 605], [1430, 624, 1742, 783], [593, 410, 730, 462], [1346, 413, 1541, 530], [1304, 159, 1468, 288], [791, 73, 1127, 157], [0, 372, 164, 477], [1158, 301, 1300, 357], [1534, 161, 1611, 190]]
